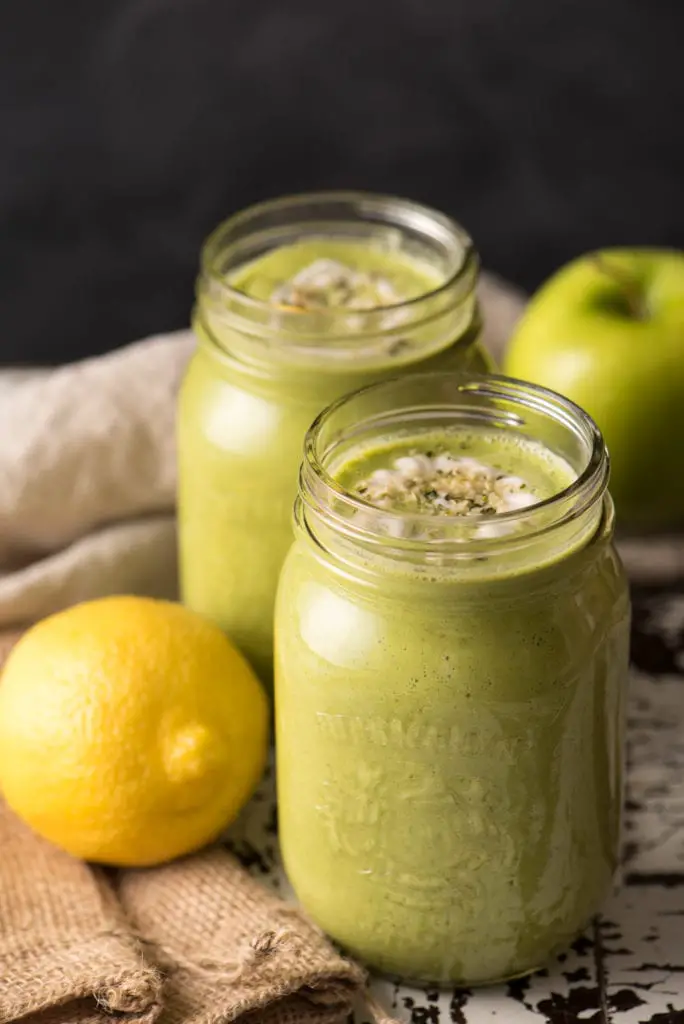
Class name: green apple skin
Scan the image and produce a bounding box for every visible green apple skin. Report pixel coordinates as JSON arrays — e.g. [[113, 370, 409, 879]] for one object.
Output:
[[504, 248, 684, 530]]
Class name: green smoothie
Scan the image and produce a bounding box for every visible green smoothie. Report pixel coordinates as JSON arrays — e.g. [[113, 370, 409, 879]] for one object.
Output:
[[179, 215, 489, 687], [275, 388, 630, 985]]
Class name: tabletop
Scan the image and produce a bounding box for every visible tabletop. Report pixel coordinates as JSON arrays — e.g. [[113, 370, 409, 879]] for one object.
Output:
[[229, 583, 684, 1024]]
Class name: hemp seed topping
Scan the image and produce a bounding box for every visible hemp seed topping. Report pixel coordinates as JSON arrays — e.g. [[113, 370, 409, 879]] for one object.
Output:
[[270, 259, 404, 311], [355, 452, 539, 518]]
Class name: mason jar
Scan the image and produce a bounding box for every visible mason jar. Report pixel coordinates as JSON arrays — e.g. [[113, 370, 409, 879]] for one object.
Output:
[[178, 192, 490, 686], [275, 372, 630, 986]]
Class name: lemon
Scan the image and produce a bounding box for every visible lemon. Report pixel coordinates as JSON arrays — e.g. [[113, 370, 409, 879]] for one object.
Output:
[[0, 596, 268, 866]]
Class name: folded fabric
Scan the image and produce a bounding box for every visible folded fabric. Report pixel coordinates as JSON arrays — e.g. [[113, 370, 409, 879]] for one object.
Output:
[[0, 799, 163, 1024], [118, 848, 366, 1024], [0, 795, 367, 1024], [0, 332, 192, 628]]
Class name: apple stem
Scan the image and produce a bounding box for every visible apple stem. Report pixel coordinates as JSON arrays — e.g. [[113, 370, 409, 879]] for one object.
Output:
[[592, 254, 645, 320]]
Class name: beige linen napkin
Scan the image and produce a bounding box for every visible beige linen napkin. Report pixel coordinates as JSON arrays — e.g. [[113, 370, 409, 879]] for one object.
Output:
[[0, 332, 193, 627], [0, 274, 678, 624]]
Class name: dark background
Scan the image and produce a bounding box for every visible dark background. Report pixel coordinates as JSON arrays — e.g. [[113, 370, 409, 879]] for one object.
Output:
[[2, 0, 683, 366]]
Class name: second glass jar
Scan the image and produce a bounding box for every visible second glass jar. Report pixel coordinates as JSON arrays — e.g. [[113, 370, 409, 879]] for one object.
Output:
[[275, 372, 630, 986], [177, 191, 490, 685]]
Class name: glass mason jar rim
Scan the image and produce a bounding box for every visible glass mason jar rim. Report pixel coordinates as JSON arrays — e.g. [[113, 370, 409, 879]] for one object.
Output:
[[201, 190, 476, 313], [195, 191, 480, 369], [299, 371, 609, 559]]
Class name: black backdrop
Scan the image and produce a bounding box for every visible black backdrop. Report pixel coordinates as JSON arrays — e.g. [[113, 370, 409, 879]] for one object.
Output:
[[2, 0, 683, 365]]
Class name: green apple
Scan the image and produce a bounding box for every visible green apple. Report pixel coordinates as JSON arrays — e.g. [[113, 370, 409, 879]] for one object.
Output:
[[504, 248, 684, 529]]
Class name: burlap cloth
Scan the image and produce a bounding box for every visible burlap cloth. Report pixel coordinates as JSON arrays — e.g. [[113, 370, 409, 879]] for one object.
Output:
[[0, 794, 365, 1024], [0, 794, 163, 1024]]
